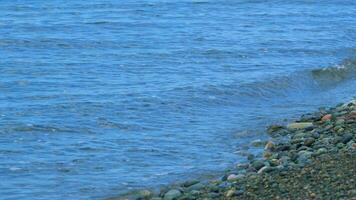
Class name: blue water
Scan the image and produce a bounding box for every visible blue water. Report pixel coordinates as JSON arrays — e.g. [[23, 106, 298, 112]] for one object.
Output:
[[0, 0, 356, 199]]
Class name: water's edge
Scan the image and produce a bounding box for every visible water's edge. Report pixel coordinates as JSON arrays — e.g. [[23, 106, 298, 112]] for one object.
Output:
[[107, 99, 356, 200]]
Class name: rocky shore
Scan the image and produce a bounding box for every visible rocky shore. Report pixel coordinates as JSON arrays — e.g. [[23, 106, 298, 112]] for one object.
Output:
[[108, 99, 356, 200]]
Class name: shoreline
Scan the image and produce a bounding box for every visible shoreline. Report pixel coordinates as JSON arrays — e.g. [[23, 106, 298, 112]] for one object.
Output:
[[108, 99, 356, 200]]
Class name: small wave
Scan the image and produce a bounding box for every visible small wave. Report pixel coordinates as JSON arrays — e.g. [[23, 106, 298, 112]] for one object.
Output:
[[9, 124, 77, 133], [169, 58, 356, 104], [311, 59, 356, 85], [85, 21, 112, 25]]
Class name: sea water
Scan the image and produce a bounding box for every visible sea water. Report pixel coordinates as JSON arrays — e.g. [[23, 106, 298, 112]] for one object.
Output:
[[0, 0, 355, 199]]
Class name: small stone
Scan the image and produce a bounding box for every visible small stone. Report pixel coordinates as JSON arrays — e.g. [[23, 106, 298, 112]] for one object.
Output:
[[182, 180, 199, 188], [236, 163, 249, 169], [276, 145, 290, 151], [336, 143, 344, 149], [164, 189, 182, 200], [187, 182, 205, 191], [188, 190, 200, 196], [341, 133, 353, 144], [304, 138, 315, 147], [288, 122, 313, 130], [226, 189, 243, 198], [218, 182, 231, 189], [257, 166, 273, 174], [316, 148, 327, 155], [227, 174, 238, 181], [321, 114, 332, 122], [337, 127, 345, 133], [251, 139, 266, 147], [264, 141, 275, 151], [267, 125, 284, 133], [293, 132, 307, 139], [138, 190, 152, 199], [226, 189, 235, 198], [228, 174, 244, 182], [247, 154, 255, 161], [269, 159, 279, 167], [263, 151, 272, 159], [297, 151, 312, 165], [335, 118, 345, 125], [352, 143, 356, 148], [251, 160, 265, 170]]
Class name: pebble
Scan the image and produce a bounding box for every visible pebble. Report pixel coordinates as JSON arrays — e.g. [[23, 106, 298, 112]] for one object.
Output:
[[227, 174, 244, 181], [163, 189, 182, 200], [138, 190, 152, 199], [251, 160, 265, 170], [263, 151, 272, 159], [226, 189, 235, 198], [276, 144, 290, 151], [264, 141, 275, 151], [269, 159, 279, 167], [303, 138, 315, 147], [182, 180, 199, 188], [187, 182, 205, 191], [316, 148, 327, 155], [257, 166, 272, 174], [341, 133, 353, 144], [297, 151, 312, 165], [251, 139, 266, 147], [267, 125, 284, 133], [225, 189, 243, 198], [288, 122, 313, 129], [227, 174, 238, 181], [321, 114, 332, 121]]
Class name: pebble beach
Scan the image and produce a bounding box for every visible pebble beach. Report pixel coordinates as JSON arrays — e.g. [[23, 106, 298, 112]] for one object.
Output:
[[109, 99, 356, 200]]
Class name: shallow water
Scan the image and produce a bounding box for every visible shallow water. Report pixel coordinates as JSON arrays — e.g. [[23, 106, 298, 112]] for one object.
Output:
[[0, 0, 355, 199]]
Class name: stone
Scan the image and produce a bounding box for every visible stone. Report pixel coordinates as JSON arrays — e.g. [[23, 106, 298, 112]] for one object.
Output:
[[335, 118, 345, 126], [236, 163, 249, 169], [227, 174, 244, 181], [247, 154, 255, 161], [267, 125, 284, 133], [182, 180, 199, 188], [337, 127, 345, 133], [341, 133, 353, 144], [287, 122, 313, 130], [251, 160, 265, 170], [264, 141, 275, 151], [251, 139, 266, 147], [188, 190, 200, 196], [315, 148, 327, 155], [321, 114, 332, 122], [225, 189, 243, 198], [336, 143, 344, 149], [269, 159, 279, 167], [138, 190, 152, 199], [257, 166, 273, 174], [227, 174, 238, 181], [297, 151, 312, 165], [323, 124, 334, 131], [276, 144, 291, 151], [263, 151, 272, 159], [187, 182, 205, 191], [163, 189, 182, 200], [226, 189, 235, 198], [303, 138, 315, 147], [218, 182, 231, 189]]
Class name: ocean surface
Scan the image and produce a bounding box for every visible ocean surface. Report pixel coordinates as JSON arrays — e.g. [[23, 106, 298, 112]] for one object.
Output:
[[0, 0, 356, 199]]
